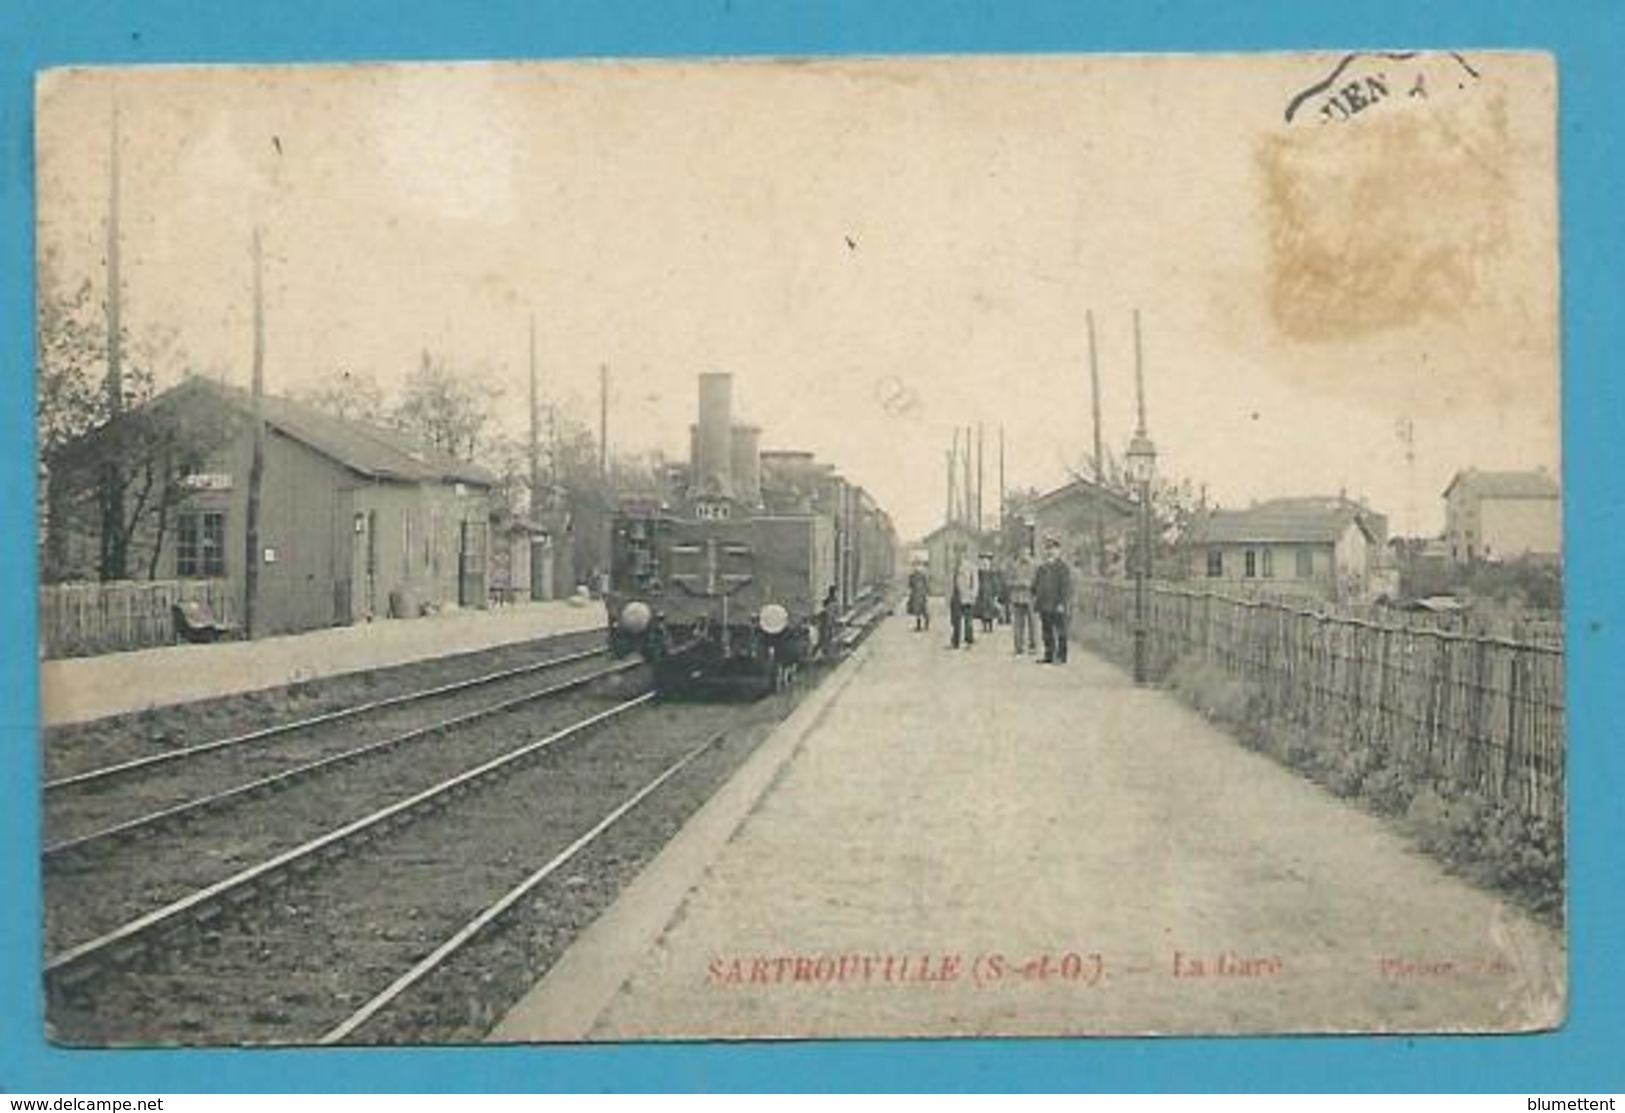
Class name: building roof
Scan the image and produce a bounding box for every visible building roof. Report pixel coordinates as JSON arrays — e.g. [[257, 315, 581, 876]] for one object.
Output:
[[919, 520, 985, 546], [1190, 497, 1379, 546], [1025, 477, 1138, 517], [1442, 468, 1559, 500], [172, 378, 495, 487]]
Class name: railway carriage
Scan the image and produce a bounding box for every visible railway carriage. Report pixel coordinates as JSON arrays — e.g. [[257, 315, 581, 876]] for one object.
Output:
[[605, 374, 896, 692]]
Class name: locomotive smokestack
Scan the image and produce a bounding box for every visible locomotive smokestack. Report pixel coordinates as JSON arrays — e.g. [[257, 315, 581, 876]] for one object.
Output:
[[691, 372, 734, 499]]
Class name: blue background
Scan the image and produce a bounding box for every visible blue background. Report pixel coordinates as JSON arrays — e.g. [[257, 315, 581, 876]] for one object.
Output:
[[2, 0, 1620, 1094]]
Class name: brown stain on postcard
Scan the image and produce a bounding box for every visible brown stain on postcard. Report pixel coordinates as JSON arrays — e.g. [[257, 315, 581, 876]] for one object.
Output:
[[1259, 88, 1511, 345]]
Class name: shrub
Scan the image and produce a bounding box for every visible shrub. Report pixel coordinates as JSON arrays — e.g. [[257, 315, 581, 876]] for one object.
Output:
[[1167, 657, 1255, 725]]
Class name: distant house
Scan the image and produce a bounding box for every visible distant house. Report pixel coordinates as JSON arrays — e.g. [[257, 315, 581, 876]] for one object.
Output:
[[1442, 468, 1560, 563], [1016, 478, 1139, 574], [1188, 496, 1386, 602], [918, 521, 986, 594], [50, 377, 495, 636]]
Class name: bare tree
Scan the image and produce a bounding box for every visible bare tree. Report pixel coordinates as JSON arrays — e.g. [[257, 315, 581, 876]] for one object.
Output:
[[44, 376, 240, 583], [298, 368, 386, 424], [480, 431, 534, 520], [36, 252, 218, 582], [392, 351, 501, 462]]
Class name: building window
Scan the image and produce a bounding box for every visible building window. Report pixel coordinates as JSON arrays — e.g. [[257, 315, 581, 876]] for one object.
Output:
[[1244, 550, 1257, 578], [1261, 549, 1274, 578], [1295, 548, 1313, 578], [1206, 549, 1223, 577], [177, 511, 226, 577]]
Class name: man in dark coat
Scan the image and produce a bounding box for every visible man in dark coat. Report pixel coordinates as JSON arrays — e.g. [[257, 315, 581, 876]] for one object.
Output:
[[1032, 535, 1072, 664], [906, 562, 931, 632]]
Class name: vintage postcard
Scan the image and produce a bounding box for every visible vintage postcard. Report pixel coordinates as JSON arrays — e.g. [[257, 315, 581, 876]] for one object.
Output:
[[34, 52, 1562, 1045]]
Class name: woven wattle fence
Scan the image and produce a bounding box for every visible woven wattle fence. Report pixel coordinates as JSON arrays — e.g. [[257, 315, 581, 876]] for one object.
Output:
[[1075, 580, 1564, 820], [40, 579, 236, 658]]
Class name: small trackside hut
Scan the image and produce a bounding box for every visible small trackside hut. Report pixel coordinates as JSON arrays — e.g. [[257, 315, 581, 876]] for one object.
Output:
[[46, 378, 495, 642], [605, 373, 896, 693]]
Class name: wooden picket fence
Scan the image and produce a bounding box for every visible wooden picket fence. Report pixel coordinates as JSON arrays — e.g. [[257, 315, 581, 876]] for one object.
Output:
[[41, 579, 237, 659], [1076, 580, 1564, 820]]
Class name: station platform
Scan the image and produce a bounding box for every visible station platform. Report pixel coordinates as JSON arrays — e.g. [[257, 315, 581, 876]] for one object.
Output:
[[492, 604, 1565, 1041], [40, 600, 605, 728]]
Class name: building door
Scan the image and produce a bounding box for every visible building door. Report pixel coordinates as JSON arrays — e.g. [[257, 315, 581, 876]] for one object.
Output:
[[458, 518, 487, 608], [350, 510, 378, 621]]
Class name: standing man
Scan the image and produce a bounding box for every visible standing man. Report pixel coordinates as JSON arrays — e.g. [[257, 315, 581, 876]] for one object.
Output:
[[906, 560, 931, 632], [819, 584, 840, 657], [948, 548, 977, 649], [1007, 545, 1037, 655], [1032, 535, 1072, 664]]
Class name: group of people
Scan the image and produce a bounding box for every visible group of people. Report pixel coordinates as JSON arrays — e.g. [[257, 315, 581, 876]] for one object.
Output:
[[904, 535, 1073, 664]]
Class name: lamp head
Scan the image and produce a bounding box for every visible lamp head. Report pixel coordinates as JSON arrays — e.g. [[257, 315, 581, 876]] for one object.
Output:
[[1126, 434, 1158, 485]]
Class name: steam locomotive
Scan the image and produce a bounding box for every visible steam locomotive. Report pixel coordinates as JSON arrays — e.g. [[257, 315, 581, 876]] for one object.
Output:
[[605, 373, 897, 692]]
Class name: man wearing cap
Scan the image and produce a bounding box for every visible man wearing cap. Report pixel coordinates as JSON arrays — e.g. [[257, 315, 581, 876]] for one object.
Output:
[[1032, 535, 1072, 664]]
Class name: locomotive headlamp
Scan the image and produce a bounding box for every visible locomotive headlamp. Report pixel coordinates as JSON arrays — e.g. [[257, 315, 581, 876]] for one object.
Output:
[[619, 601, 653, 633], [758, 603, 789, 635]]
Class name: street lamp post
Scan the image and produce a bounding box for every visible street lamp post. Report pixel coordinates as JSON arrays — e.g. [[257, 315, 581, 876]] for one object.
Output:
[[1126, 432, 1157, 686], [1126, 308, 1157, 686]]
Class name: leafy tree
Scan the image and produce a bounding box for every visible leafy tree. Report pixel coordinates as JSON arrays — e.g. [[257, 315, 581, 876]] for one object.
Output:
[[1036, 450, 1204, 578], [994, 486, 1044, 556], [529, 407, 667, 583]]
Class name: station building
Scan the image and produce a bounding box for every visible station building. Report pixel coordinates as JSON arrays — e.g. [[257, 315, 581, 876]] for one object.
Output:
[[1187, 496, 1389, 603], [49, 377, 495, 638]]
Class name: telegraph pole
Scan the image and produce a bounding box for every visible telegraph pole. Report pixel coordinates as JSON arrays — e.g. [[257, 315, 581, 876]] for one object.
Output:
[[963, 425, 973, 533], [1127, 308, 1159, 686], [1134, 309, 1149, 440], [528, 315, 539, 515], [599, 363, 609, 479], [99, 98, 126, 581], [104, 102, 124, 420], [244, 227, 266, 639], [1088, 308, 1106, 577], [976, 422, 985, 532], [998, 424, 1006, 532]]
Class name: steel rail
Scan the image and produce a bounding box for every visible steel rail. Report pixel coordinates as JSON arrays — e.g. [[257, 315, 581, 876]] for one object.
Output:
[[45, 644, 607, 794], [43, 692, 657, 993], [320, 727, 725, 1044], [44, 659, 641, 861]]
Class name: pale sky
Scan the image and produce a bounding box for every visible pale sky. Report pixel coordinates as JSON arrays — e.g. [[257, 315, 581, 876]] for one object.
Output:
[[35, 53, 1558, 539]]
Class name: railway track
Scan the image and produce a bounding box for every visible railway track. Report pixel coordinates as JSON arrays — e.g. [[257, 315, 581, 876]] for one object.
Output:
[[45, 695, 787, 1045], [44, 645, 621, 857], [44, 654, 643, 956], [43, 611, 885, 1045]]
